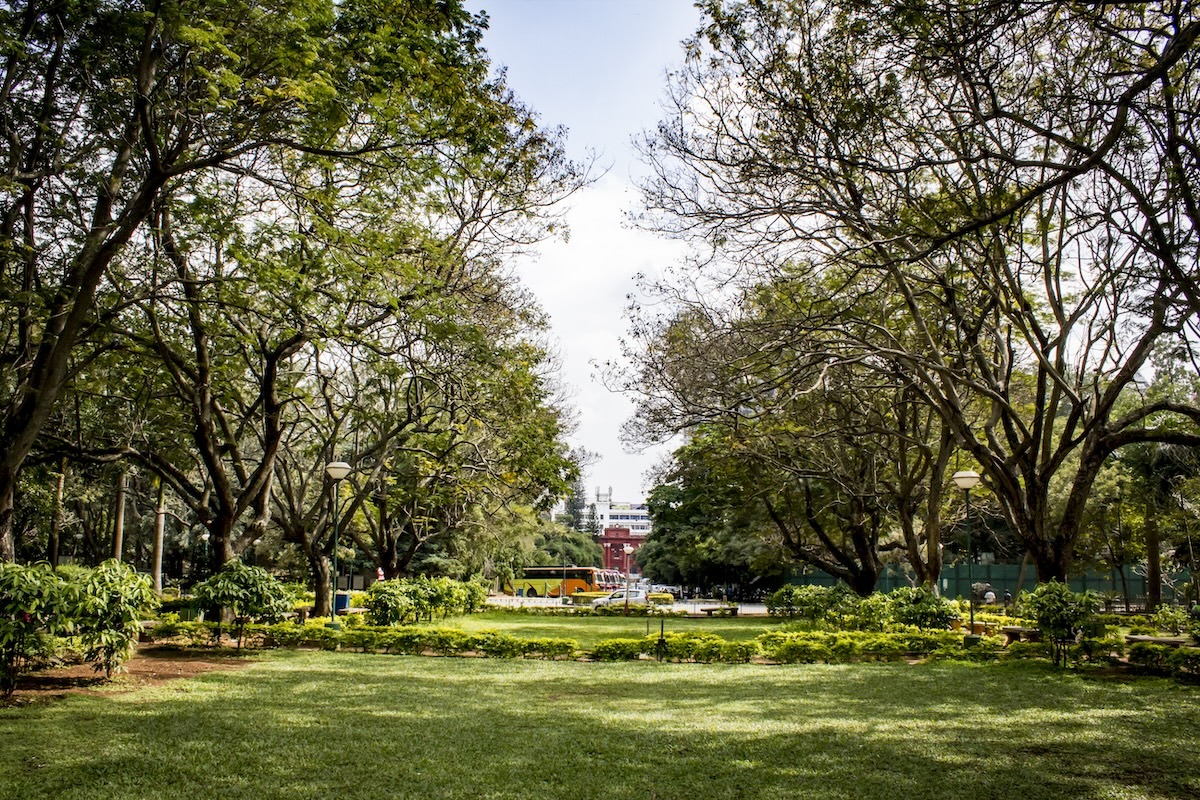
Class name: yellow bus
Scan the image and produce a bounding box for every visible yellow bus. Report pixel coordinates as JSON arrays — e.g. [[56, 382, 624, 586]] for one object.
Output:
[[507, 566, 610, 598]]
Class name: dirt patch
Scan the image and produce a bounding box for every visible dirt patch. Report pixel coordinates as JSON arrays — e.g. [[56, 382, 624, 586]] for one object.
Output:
[[4, 645, 257, 707]]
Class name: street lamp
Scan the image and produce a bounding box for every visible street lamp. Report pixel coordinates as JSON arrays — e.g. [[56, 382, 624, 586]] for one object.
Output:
[[200, 532, 210, 579], [952, 469, 981, 645], [623, 543, 634, 617], [325, 461, 352, 628]]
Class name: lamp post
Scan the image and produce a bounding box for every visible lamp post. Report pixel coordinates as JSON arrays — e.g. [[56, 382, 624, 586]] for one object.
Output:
[[200, 532, 210, 579], [622, 543, 634, 616], [952, 470, 981, 645], [325, 461, 352, 627], [562, 530, 568, 605]]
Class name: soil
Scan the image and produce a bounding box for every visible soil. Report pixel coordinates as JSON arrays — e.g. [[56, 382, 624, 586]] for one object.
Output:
[[4, 645, 256, 707]]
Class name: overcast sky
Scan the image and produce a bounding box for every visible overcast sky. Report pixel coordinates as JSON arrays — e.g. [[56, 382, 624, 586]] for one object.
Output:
[[466, 0, 702, 502]]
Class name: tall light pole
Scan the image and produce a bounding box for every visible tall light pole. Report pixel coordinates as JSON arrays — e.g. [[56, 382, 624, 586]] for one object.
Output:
[[952, 470, 981, 645], [200, 532, 210, 579], [623, 543, 634, 617], [325, 461, 352, 627]]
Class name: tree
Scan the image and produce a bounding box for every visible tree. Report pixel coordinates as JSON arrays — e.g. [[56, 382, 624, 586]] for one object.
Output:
[[633, 0, 1200, 581], [0, 0, 579, 560], [562, 476, 588, 532], [640, 434, 789, 597]]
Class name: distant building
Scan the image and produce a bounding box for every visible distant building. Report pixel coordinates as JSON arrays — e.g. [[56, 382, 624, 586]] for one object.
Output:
[[592, 486, 651, 536], [599, 526, 641, 574], [593, 486, 652, 575]]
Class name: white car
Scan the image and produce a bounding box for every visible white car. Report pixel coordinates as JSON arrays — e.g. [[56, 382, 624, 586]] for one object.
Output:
[[591, 589, 648, 607]]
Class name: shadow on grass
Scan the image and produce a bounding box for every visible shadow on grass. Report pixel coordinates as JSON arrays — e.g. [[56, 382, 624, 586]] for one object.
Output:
[[2, 654, 1198, 800]]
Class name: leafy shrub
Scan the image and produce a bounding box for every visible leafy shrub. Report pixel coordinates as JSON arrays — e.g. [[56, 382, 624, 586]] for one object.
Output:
[[1151, 605, 1190, 635], [341, 628, 387, 653], [364, 577, 484, 625], [887, 587, 958, 630], [76, 559, 159, 677], [469, 630, 525, 658], [1071, 636, 1125, 665], [656, 631, 724, 661], [521, 637, 578, 660], [700, 639, 759, 663], [1129, 642, 1172, 671], [1025, 581, 1100, 642], [765, 636, 834, 664], [0, 562, 75, 698], [1167, 647, 1200, 676], [192, 562, 291, 647], [842, 592, 890, 632], [766, 585, 853, 624], [1001, 641, 1052, 661], [591, 638, 646, 661]]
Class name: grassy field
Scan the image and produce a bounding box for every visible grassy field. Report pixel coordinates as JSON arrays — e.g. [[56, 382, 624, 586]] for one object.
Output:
[[2, 651, 1198, 800], [449, 609, 786, 647]]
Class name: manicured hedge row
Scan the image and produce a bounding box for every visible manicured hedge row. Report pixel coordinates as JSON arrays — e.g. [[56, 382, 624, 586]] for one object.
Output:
[[147, 619, 580, 660], [139, 620, 1138, 668]]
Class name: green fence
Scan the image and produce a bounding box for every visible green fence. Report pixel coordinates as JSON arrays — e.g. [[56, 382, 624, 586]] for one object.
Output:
[[788, 563, 1193, 609]]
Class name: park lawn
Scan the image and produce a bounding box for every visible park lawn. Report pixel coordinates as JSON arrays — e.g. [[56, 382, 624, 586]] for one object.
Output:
[[2, 651, 1198, 800], [446, 609, 787, 647]]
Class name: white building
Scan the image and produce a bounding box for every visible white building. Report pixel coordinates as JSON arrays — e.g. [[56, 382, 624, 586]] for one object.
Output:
[[592, 486, 652, 538]]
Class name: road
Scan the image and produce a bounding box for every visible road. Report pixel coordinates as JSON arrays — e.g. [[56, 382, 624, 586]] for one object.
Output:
[[486, 595, 769, 616]]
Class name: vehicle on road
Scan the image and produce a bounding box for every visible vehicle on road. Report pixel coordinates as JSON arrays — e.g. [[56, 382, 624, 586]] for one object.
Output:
[[591, 589, 648, 607]]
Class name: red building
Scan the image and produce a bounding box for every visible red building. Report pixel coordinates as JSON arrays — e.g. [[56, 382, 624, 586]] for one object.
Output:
[[598, 526, 644, 575]]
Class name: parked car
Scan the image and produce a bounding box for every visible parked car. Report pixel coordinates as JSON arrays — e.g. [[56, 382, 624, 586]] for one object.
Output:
[[592, 589, 648, 607]]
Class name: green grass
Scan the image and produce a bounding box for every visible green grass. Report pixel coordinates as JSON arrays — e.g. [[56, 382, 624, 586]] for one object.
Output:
[[2, 652, 1198, 799], [446, 609, 786, 647]]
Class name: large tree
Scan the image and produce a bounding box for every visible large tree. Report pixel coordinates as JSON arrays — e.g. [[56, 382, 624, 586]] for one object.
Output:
[[633, 0, 1200, 581], [0, 0, 562, 560]]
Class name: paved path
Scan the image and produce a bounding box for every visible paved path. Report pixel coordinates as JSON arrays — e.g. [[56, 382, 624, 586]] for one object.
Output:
[[485, 595, 768, 616]]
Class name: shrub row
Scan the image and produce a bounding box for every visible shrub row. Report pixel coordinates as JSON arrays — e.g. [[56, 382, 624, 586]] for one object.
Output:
[[765, 585, 957, 630], [147, 619, 579, 659], [142, 618, 1155, 670], [1127, 643, 1200, 677], [363, 577, 488, 625]]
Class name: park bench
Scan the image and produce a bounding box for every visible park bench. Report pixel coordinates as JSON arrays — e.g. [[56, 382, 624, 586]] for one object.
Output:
[[1001, 625, 1042, 645], [701, 606, 738, 617]]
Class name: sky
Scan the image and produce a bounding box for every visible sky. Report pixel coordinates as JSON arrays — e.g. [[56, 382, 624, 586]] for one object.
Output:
[[465, 0, 703, 503]]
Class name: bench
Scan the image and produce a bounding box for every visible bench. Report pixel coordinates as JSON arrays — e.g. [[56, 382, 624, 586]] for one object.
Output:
[[701, 606, 738, 617], [1001, 625, 1042, 645]]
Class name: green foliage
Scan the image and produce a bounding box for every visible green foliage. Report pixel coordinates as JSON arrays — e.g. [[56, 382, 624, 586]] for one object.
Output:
[[591, 638, 648, 661], [767, 585, 957, 632], [521, 637, 579, 660], [1150, 605, 1191, 635], [0, 562, 75, 697], [886, 587, 958, 630], [765, 584, 853, 625], [757, 629, 967, 664], [1024, 582, 1101, 641], [193, 562, 291, 647], [76, 560, 159, 678], [363, 576, 483, 626]]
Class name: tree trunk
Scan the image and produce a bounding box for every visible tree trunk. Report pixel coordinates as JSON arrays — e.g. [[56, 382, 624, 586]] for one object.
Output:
[[1145, 508, 1162, 612], [112, 469, 127, 561], [0, 480, 14, 562], [311, 553, 332, 618], [49, 458, 67, 567], [152, 481, 166, 594]]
